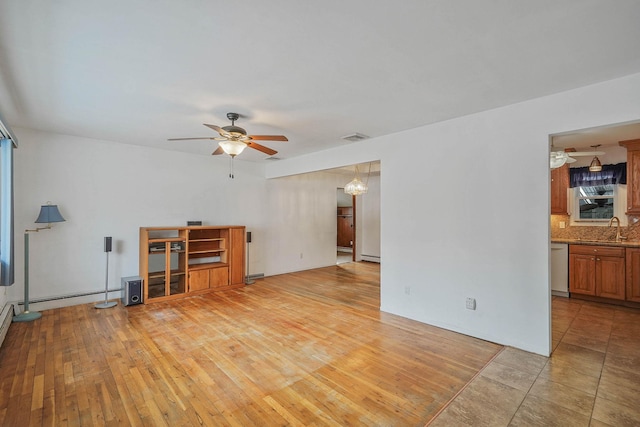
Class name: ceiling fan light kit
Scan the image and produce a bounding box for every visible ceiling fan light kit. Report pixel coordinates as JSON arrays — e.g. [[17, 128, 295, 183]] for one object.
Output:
[[588, 144, 603, 172], [218, 140, 246, 157]]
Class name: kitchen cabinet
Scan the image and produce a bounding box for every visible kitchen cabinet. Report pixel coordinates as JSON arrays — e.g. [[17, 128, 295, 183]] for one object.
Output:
[[569, 245, 625, 300], [551, 164, 569, 215], [619, 138, 640, 215], [625, 248, 640, 303]]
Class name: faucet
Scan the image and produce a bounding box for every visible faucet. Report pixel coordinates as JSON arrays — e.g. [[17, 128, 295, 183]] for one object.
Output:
[[608, 216, 627, 242]]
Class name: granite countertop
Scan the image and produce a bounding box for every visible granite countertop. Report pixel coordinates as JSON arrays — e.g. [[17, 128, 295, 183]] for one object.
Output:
[[551, 238, 640, 247]]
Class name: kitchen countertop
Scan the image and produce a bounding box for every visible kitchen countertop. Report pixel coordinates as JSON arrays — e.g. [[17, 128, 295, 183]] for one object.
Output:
[[551, 238, 640, 248]]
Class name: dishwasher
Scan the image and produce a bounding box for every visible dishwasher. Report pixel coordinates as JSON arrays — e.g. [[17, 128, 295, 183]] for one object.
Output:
[[551, 243, 569, 297]]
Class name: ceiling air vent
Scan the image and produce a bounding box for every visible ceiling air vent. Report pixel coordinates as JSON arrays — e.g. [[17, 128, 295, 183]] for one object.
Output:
[[265, 156, 282, 161], [341, 133, 369, 142]]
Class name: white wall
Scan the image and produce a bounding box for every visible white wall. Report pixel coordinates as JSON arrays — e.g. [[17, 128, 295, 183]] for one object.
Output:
[[266, 72, 640, 356], [10, 128, 268, 309], [264, 171, 346, 276], [360, 174, 380, 261]]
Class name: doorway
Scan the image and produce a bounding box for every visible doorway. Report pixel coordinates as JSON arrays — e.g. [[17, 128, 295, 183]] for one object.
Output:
[[337, 189, 354, 264]]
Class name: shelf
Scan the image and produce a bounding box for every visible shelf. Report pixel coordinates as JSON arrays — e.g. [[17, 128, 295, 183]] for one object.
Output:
[[149, 237, 185, 243], [188, 262, 228, 271], [148, 270, 186, 279], [148, 249, 185, 254], [189, 249, 226, 255], [190, 238, 224, 243]]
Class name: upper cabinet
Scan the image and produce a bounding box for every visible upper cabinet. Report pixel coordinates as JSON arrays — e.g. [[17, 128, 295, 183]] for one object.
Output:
[[619, 139, 640, 215], [551, 164, 569, 215]]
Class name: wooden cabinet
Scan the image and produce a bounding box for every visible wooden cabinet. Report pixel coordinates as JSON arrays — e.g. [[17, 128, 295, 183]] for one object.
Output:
[[569, 245, 625, 300], [569, 252, 595, 295], [625, 248, 640, 303], [550, 164, 569, 215], [188, 267, 229, 291], [619, 139, 640, 215], [337, 206, 353, 247], [140, 225, 245, 303]]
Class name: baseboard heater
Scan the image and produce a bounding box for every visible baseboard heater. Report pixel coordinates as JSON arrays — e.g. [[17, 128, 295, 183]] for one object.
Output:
[[361, 254, 380, 263], [0, 304, 13, 350], [13, 288, 122, 308]]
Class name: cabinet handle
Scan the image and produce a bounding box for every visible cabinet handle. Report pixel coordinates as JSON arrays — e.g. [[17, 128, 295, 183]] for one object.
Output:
[[596, 258, 601, 261]]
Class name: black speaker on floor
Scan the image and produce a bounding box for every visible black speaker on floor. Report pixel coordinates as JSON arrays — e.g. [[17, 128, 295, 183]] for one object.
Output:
[[246, 231, 252, 243], [121, 276, 143, 306]]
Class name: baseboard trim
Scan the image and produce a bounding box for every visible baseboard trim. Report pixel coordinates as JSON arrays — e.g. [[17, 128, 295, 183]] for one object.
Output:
[[0, 303, 13, 350], [13, 288, 123, 313]]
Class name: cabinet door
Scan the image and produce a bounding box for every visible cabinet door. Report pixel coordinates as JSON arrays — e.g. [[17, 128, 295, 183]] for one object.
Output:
[[569, 254, 596, 295], [229, 228, 245, 286], [209, 267, 229, 288], [596, 256, 625, 300], [550, 165, 569, 215], [626, 248, 640, 302], [620, 139, 640, 215], [189, 269, 210, 291]]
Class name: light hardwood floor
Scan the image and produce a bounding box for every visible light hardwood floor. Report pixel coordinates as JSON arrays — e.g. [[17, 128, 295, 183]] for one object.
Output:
[[0, 262, 501, 426]]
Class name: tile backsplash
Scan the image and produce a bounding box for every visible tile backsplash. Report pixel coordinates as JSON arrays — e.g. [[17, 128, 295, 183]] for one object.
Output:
[[551, 215, 640, 241]]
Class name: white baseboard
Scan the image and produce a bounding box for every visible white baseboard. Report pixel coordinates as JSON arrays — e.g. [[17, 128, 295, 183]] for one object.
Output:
[[361, 254, 380, 263], [0, 303, 13, 350]]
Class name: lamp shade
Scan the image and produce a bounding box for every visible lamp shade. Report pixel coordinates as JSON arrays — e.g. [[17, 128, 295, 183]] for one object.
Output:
[[589, 156, 603, 172], [218, 140, 247, 157], [35, 204, 65, 224]]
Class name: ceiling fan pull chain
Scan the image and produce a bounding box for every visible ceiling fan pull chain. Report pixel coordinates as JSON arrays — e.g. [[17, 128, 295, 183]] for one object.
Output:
[[229, 156, 235, 179]]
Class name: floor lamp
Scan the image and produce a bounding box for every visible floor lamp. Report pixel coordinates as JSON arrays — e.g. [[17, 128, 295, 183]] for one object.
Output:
[[13, 203, 66, 322]]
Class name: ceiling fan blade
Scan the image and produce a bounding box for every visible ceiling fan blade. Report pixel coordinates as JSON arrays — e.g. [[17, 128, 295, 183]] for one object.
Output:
[[567, 151, 605, 157], [204, 124, 231, 138], [565, 157, 577, 163], [247, 141, 278, 156], [212, 146, 225, 155], [168, 137, 216, 141], [248, 135, 288, 141]]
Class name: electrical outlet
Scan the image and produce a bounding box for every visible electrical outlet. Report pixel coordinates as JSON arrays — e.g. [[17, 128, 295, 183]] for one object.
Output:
[[404, 286, 411, 295], [300, 252, 303, 259], [466, 297, 476, 310], [559, 221, 566, 229]]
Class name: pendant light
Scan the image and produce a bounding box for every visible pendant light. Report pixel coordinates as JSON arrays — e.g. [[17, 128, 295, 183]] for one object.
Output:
[[344, 163, 371, 196], [589, 144, 602, 172]]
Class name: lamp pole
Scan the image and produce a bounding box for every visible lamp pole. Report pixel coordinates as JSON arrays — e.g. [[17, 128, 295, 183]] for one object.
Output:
[[14, 225, 50, 322]]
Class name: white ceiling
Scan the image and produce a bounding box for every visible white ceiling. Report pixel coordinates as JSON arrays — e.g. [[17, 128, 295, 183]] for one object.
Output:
[[1, 1, 640, 161]]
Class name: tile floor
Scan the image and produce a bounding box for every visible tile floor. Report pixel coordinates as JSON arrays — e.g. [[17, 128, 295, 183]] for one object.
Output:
[[428, 296, 640, 426]]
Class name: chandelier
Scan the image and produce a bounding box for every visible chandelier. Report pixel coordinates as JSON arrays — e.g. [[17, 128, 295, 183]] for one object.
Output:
[[344, 163, 371, 196]]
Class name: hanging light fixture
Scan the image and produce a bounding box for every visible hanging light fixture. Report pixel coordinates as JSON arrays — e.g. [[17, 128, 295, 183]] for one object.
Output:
[[218, 140, 247, 157], [344, 163, 371, 196], [589, 144, 603, 172]]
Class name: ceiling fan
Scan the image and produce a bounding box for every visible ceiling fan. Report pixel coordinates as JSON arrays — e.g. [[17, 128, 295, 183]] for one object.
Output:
[[168, 112, 288, 157], [549, 146, 605, 169]]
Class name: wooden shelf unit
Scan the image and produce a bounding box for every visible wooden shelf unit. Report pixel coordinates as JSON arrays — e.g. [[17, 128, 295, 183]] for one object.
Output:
[[140, 225, 246, 303]]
